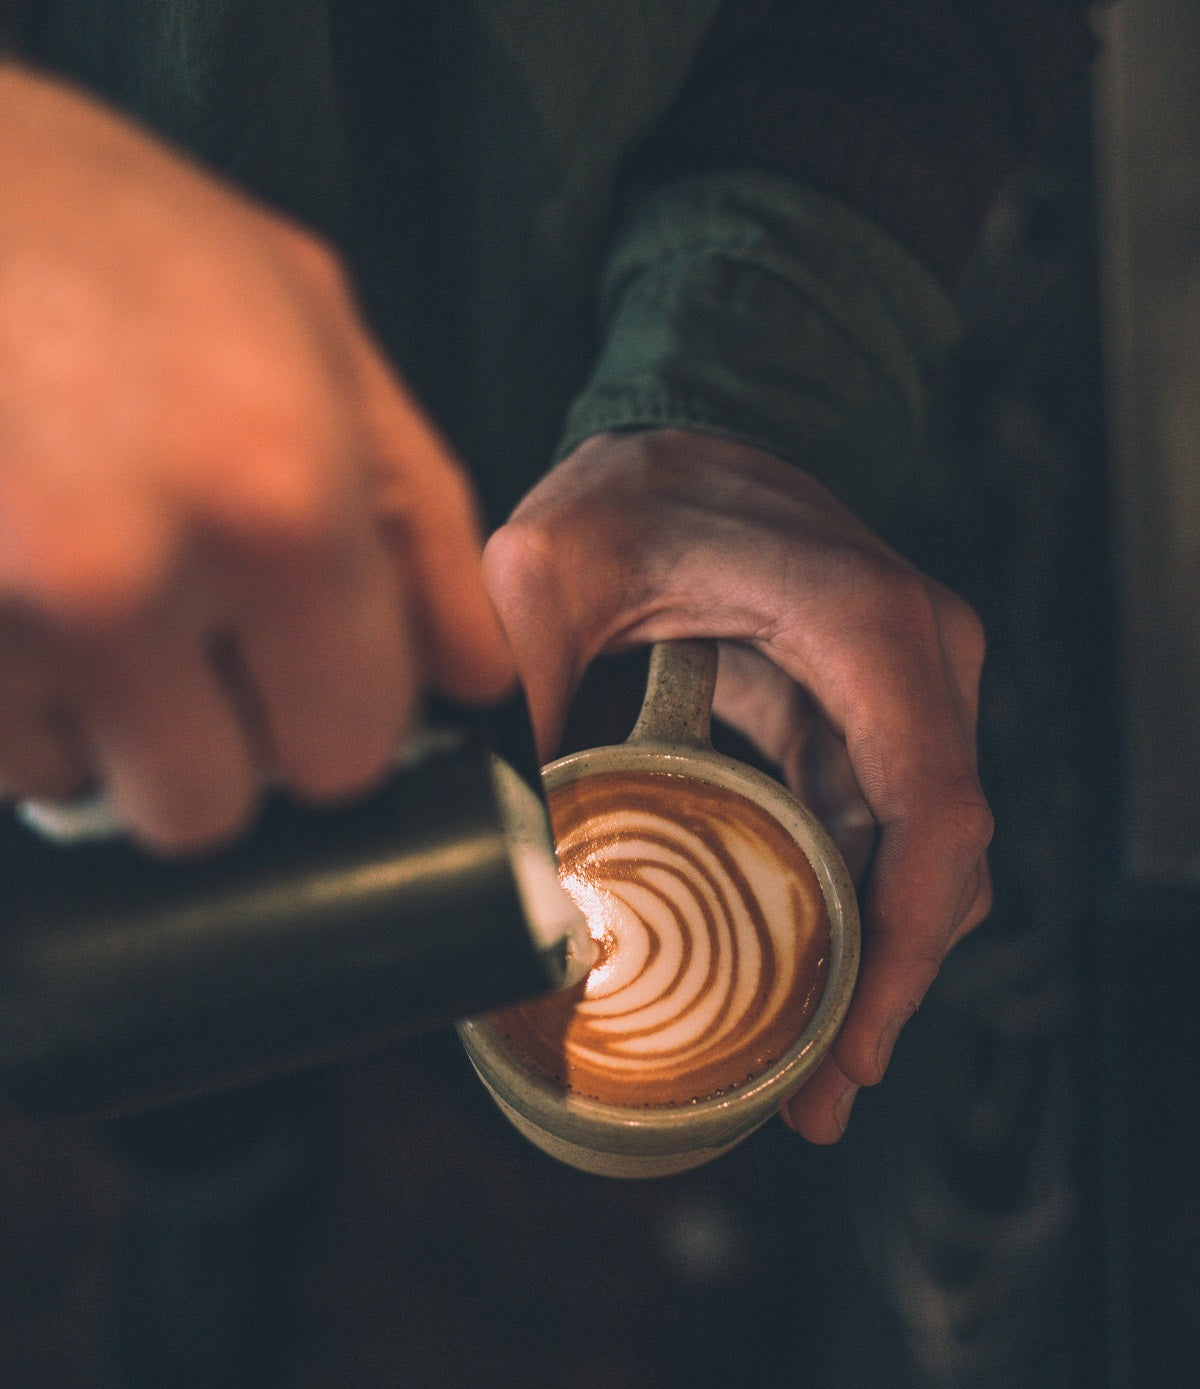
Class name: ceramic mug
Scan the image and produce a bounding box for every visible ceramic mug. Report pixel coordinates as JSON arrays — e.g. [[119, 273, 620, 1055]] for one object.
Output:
[[457, 640, 860, 1177]]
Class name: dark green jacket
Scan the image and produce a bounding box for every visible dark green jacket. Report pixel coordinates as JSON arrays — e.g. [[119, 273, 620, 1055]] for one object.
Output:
[[4, 0, 1093, 526]]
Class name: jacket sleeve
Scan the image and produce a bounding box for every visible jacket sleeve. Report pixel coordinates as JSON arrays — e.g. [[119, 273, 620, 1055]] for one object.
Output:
[[557, 0, 1095, 523]]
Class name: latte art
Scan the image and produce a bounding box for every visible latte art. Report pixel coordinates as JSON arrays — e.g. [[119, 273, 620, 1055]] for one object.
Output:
[[493, 771, 830, 1107]]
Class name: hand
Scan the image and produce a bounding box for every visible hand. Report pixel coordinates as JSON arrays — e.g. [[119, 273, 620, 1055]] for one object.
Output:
[[0, 67, 513, 853], [483, 428, 993, 1143]]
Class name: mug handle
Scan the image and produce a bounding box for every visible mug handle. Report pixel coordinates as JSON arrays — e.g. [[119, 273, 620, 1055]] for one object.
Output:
[[627, 640, 718, 750]]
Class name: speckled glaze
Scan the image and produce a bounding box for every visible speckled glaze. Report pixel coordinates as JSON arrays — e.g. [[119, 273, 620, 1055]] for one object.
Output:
[[458, 641, 859, 1177]]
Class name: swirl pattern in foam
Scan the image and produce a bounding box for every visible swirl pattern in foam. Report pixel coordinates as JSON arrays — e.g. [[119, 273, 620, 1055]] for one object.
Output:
[[493, 770, 830, 1107]]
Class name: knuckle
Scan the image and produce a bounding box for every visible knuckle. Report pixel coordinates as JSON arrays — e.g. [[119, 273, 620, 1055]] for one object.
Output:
[[206, 428, 348, 559], [230, 455, 335, 545], [938, 588, 988, 670], [277, 223, 353, 301], [863, 564, 987, 675], [941, 783, 995, 856], [867, 552, 924, 603], [862, 559, 936, 635], [15, 526, 166, 629], [482, 516, 559, 600], [185, 354, 359, 556], [481, 516, 597, 658]]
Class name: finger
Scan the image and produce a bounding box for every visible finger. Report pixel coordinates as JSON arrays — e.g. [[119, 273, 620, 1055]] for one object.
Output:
[[69, 617, 259, 854], [138, 356, 425, 809], [947, 856, 995, 951], [713, 642, 876, 882], [805, 719, 877, 886], [772, 601, 992, 1089], [353, 340, 516, 707], [0, 441, 178, 628], [780, 1050, 860, 1145], [930, 581, 987, 745], [0, 620, 91, 800], [832, 779, 992, 1088], [712, 640, 815, 776], [783, 855, 989, 1145], [0, 714, 89, 802], [224, 511, 417, 805]]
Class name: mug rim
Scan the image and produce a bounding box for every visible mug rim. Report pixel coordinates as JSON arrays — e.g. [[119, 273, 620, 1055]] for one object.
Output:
[[458, 739, 860, 1155]]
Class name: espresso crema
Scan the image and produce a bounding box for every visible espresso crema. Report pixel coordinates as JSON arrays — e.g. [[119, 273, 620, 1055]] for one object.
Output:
[[493, 770, 830, 1108]]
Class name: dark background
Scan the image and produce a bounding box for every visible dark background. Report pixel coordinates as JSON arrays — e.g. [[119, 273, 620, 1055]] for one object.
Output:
[[0, 6, 1197, 1387]]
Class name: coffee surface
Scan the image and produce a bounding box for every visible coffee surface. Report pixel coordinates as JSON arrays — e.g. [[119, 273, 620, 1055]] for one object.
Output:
[[492, 770, 830, 1107]]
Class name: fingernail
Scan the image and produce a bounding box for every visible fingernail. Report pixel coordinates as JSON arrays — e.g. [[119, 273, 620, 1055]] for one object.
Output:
[[834, 1083, 860, 1136]]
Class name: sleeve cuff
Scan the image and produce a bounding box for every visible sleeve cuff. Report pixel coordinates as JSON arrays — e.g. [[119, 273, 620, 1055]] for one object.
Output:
[[557, 171, 961, 526]]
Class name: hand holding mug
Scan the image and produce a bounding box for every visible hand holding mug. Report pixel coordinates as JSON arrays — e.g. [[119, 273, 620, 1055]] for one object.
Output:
[[483, 427, 994, 1144]]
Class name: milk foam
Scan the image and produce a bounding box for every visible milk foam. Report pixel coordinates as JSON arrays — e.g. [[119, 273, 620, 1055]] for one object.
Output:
[[493, 771, 831, 1107]]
